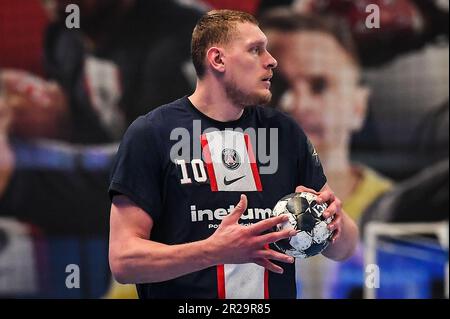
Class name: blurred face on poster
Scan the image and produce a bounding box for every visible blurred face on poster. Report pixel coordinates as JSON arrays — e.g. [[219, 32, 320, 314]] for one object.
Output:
[[268, 30, 369, 153]]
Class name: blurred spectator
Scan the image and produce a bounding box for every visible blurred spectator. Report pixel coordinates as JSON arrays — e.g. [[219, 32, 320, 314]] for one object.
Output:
[[0, 70, 70, 140], [43, 0, 204, 143], [1, 0, 205, 143], [1, 94, 114, 297], [0, 0, 207, 298], [260, 9, 393, 298], [1, 72, 111, 236]]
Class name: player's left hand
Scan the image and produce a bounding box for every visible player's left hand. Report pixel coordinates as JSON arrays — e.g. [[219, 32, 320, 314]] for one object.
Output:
[[295, 185, 342, 244]]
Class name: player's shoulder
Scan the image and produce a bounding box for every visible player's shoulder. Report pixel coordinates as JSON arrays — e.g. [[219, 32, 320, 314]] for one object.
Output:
[[124, 97, 185, 136], [138, 96, 187, 124]]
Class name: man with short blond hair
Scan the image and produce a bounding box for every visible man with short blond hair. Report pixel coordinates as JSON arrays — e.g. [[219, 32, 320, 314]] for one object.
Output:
[[108, 9, 358, 299]]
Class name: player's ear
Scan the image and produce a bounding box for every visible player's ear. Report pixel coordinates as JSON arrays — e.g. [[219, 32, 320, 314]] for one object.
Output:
[[206, 47, 226, 73], [352, 85, 370, 131]]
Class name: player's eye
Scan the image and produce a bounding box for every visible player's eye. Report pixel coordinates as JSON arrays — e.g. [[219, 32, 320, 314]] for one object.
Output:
[[250, 47, 261, 55], [309, 76, 328, 95]]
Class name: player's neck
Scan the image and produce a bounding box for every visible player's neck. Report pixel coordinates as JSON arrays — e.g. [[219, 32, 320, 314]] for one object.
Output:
[[189, 79, 244, 122]]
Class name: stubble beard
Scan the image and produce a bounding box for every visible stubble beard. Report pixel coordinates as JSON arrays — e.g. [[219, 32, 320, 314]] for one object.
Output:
[[225, 80, 272, 108]]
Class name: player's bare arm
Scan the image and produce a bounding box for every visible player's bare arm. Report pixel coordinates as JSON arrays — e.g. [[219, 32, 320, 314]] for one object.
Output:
[[295, 184, 358, 261], [109, 194, 295, 284]]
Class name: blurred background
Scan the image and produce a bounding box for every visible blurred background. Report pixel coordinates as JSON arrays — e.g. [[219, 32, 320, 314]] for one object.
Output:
[[0, 0, 448, 299]]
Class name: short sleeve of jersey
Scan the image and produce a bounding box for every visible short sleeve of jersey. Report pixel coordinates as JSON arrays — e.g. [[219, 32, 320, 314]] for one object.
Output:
[[297, 129, 327, 191], [108, 115, 163, 220]]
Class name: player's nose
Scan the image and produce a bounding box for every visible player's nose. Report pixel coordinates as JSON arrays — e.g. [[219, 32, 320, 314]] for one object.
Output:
[[266, 51, 278, 69]]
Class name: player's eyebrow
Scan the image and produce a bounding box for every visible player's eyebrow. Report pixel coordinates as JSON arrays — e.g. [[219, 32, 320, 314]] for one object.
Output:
[[247, 39, 267, 48]]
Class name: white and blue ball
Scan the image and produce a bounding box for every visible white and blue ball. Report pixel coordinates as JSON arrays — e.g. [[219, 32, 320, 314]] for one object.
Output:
[[272, 192, 333, 258]]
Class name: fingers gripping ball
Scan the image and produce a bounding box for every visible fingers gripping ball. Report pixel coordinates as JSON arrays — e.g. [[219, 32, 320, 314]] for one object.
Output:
[[272, 192, 334, 258]]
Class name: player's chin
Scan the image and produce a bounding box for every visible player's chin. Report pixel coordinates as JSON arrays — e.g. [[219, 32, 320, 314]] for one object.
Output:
[[242, 90, 272, 107], [256, 90, 272, 105]]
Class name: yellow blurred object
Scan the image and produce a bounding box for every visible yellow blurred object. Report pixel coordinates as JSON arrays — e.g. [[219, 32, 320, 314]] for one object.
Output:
[[103, 280, 138, 299], [344, 165, 393, 221]]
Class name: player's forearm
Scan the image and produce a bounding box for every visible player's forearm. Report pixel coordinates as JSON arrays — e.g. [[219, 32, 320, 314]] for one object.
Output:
[[322, 212, 358, 261], [110, 236, 217, 284]]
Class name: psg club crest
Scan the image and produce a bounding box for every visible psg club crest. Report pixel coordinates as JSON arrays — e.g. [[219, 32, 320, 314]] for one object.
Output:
[[221, 148, 241, 170], [200, 131, 262, 191]]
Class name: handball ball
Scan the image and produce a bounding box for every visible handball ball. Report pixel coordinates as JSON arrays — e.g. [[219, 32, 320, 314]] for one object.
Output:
[[272, 192, 333, 258]]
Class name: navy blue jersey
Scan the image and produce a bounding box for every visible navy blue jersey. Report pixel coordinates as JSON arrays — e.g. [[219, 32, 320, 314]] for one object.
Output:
[[109, 96, 326, 298]]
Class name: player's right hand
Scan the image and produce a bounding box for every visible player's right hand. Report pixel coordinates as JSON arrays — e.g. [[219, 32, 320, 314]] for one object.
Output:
[[207, 194, 296, 274]]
